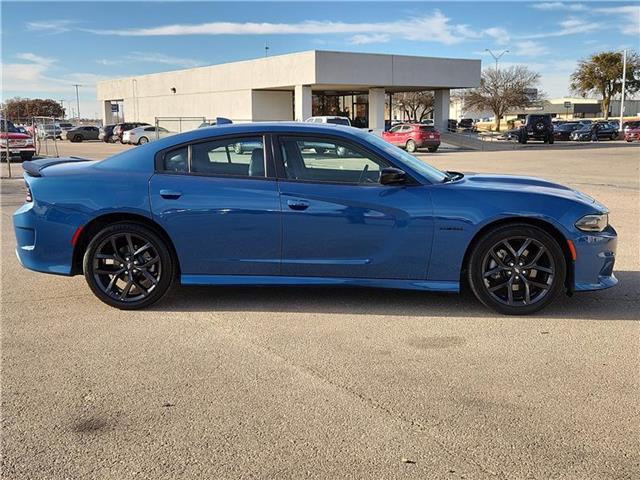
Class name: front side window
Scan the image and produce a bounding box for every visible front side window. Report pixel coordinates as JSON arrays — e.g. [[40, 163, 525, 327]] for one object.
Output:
[[191, 136, 265, 177], [279, 136, 389, 185]]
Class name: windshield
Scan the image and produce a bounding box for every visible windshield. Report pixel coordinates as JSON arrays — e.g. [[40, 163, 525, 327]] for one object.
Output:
[[365, 133, 449, 184], [326, 118, 350, 126], [1, 120, 18, 133]]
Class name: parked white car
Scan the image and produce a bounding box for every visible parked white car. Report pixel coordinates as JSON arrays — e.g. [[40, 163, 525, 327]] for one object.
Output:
[[305, 116, 351, 126], [123, 126, 174, 145]]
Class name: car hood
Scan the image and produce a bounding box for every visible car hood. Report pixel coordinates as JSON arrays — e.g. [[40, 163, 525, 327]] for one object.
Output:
[[458, 172, 601, 207], [0, 132, 31, 139]]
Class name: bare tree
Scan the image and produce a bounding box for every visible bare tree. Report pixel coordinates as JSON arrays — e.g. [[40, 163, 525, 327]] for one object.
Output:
[[571, 50, 640, 120], [1, 97, 65, 120], [393, 91, 434, 122], [464, 66, 541, 131]]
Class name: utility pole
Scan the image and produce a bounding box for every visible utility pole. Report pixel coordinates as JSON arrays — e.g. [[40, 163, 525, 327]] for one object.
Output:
[[485, 49, 509, 71], [72, 84, 81, 123], [619, 49, 627, 132]]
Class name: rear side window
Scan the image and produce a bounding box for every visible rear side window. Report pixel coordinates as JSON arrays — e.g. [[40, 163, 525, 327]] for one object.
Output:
[[191, 136, 264, 177]]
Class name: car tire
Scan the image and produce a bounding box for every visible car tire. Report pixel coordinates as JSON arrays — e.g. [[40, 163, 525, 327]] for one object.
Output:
[[83, 222, 175, 310], [138, 137, 149, 145], [20, 152, 34, 162], [467, 224, 566, 315], [427, 146, 439, 153], [406, 139, 417, 153], [548, 135, 554, 144], [73, 135, 83, 143]]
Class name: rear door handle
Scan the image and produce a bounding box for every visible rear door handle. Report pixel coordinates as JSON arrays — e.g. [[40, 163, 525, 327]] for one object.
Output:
[[287, 199, 309, 211], [160, 189, 182, 199]]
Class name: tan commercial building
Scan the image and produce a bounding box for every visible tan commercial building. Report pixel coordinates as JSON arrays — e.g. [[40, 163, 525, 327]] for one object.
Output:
[[97, 50, 481, 132]]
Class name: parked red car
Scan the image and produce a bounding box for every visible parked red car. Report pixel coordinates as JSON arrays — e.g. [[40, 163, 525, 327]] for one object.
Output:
[[624, 126, 640, 142], [1, 119, 35, 161], [383, 123, 441, 153]]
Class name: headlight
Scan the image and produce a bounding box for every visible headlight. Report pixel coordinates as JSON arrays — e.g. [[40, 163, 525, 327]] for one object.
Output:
[[0, 138, 7, 145], [575, 213, 608, 232], [25, 138, 34, 145]]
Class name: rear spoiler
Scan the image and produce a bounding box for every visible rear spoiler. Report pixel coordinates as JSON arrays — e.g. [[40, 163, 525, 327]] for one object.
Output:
[[22, 157, 91, 177]]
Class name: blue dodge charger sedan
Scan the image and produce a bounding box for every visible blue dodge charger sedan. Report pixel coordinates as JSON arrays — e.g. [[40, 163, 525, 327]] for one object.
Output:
[[13, 122, 617, 314]]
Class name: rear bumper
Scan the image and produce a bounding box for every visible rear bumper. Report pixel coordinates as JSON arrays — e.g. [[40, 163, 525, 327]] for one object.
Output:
[[13, 200, 86, 276], [416, 139, 441, 148], [573, 226, 618, 291]]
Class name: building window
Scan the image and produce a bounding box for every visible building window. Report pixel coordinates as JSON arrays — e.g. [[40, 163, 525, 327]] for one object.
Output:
[[312, 92, 369, 128]]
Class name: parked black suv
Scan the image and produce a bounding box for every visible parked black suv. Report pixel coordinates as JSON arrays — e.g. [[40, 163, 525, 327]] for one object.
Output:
[[519, 114, 554, 144]]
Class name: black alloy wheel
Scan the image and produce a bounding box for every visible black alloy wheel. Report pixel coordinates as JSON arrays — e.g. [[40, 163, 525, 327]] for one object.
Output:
[[83, 223, 174, 309], [468, 224, 566, 315]]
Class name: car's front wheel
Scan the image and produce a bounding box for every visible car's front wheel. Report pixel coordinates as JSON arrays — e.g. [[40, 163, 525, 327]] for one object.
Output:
[[83, 222, 174, 309], [138, 136, 149, 145], [406, 139, 417, 153], [467, 224, 566, 315]]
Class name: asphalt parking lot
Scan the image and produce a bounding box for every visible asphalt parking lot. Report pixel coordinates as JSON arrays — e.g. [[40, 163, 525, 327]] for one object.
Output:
[[1, 141, 639, 479]]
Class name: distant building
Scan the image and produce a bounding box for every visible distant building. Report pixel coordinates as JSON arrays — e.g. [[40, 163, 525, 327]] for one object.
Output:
[[97, 50, 481, 133]]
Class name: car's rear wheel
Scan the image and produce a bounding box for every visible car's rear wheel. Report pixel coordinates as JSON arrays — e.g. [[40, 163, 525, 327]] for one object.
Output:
[[467, 224, 566, 315], [138, 136, 149, 145], [73, 135, 83, 142], [83, 223, 174, 309], [406, 139, 417, 153]]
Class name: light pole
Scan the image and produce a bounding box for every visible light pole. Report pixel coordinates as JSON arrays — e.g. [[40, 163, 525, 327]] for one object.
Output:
[[72, 84, 81, 123], [619, 49, 627, 131], [485, 49, 509, 71]]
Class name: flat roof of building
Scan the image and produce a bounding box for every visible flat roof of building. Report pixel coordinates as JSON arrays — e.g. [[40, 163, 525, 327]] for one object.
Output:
[[98, 50, 481, 100]]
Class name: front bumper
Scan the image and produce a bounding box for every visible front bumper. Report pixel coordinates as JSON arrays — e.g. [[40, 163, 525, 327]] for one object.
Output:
[[573, 225, 618, 291], [2, 144, 35, 155]]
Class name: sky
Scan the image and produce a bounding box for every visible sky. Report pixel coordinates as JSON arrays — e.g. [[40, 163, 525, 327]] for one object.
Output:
[[2, 0, 639, 118]]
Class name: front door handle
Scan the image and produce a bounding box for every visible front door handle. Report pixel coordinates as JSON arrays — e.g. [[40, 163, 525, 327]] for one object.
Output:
[[287, 199, 309, 211], [160, 189, 182, 199]]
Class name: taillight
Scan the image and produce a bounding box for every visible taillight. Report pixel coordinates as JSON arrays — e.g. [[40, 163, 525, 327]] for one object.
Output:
[[24, 182, 33, 202]]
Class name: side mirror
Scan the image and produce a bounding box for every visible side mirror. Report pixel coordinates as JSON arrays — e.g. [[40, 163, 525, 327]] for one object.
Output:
[[380, 167, 406, 185]]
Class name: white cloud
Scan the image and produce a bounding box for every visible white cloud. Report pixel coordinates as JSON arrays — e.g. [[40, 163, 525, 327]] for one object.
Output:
[[594, 5, 640, 36], [78, 11, 493, 46], [1, 53, 111, 118], [349, 34, 390, 45], [26, 20, 74, 35], [483, 27, 510, 45], [96, 51, 204, 68], [531, 2, 586, 11], [514, 40, 550, 57], [523, 16, 600, 38]]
